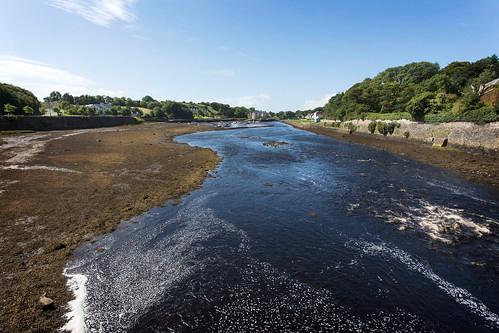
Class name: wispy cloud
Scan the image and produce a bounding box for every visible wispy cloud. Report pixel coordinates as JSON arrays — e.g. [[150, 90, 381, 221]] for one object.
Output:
[[236, 94, 271, 108], [0, 55, 122, 98], [50, 0, 138, 27], [207, 68, 236, 78], [303, 92, 334, 110]]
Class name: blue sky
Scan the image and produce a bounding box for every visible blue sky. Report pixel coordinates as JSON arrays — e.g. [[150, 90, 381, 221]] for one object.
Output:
[[1, 0, 498, 111]]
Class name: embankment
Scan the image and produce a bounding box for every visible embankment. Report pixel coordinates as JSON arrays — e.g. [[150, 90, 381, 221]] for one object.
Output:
[[334, 119, 499, 152], [0, 115, 140, 131], [0, 123, 219, 332], [285, 120, 499, 189]]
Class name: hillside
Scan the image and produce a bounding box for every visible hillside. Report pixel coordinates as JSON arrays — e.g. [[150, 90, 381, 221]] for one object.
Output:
[[324, 55, 499, 123], [0, 83, 41, 115]]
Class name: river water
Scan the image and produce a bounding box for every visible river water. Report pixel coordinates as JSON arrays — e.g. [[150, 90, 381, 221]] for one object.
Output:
[[65, 122, 499, 332]]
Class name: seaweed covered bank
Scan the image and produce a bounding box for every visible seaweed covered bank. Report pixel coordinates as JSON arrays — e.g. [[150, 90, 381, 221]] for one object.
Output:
[[0, 123, 219, 332]]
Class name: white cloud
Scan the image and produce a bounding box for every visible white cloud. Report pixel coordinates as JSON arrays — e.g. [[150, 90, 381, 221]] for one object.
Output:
[[0, 55, 122, 98], [236, 94, 271, 108], [207, 68, 236, 78], [303, 92, 334, 110], [50, 0, 137, 27]]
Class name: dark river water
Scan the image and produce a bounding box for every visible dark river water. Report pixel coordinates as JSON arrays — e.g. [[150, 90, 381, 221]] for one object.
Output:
[[65, 122, 499, 333]]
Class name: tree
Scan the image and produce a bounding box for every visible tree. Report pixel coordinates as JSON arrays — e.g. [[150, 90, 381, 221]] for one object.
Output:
[[3, 103, 16, 116], [62, 93, 74, 104], [49, 91, 62, 102], [22, 105, 34, 115], [406, 92, 436, 121], [141, 95, 155, 103], [1, 83, 40, 113], [53, 107, 62, 116]]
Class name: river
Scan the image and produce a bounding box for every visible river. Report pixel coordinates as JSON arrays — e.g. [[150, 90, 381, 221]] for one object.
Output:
[[65, 122, 499, 332]]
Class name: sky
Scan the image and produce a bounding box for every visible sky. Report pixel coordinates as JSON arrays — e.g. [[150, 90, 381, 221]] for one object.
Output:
[[1, 0, 498, 111]]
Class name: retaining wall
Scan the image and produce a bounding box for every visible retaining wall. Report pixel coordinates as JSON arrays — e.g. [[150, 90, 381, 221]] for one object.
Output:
[[0, 116, 139, 131], [325, 119, 499, 151]]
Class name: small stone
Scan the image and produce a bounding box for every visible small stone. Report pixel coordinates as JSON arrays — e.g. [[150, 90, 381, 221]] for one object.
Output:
[[308, 211, 320, 218], [39, 294, 54, 309]]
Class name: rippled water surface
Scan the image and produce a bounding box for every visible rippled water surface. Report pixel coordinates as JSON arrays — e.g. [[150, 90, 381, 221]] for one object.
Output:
[[66, 122, 499, 332]]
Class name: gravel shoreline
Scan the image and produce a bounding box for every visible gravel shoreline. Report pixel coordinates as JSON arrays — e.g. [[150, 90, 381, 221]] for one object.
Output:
[[0, 123, 220, 332]]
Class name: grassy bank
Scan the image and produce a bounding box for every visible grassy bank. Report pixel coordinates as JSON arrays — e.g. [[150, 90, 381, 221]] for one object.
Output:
[[285, 120, 499, 189], [0, 123, 219, 332]]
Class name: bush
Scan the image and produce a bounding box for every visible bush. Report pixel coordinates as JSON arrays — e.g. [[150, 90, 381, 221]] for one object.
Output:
[[403, 131, 410, 139], [425, 106, 498, 124], [377, 122, 388, 136], [368, 121, 377, 134], [347, 122, 357, 134], [386, 122, 396, 135]]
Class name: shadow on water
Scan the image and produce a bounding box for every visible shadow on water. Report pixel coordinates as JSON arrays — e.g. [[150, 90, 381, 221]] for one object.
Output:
[[66, 122, 499, 332]]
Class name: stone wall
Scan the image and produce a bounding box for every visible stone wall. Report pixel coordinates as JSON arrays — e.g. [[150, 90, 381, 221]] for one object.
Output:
[[0, 116, 140, 131], [327, 119, 499, 151]]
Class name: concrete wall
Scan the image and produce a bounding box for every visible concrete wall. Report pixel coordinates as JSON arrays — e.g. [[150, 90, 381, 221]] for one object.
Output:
[[326, 119, 499, 151], [0, 116, 139, 131]]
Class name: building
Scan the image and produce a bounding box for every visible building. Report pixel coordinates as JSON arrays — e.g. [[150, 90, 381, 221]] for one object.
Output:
[[86, 103, 112, 111], [305, 111, 323, 122], [479, 78, 499, 106], [249, 111, 268, 120]]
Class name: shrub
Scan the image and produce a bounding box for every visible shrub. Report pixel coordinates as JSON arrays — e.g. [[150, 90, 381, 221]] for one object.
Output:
[[377, 122, 388, 136], [403, 131, 410, 139], [347, 122, 357, 134], [386, 122, 396, 135], [368, 121, 377, 134]]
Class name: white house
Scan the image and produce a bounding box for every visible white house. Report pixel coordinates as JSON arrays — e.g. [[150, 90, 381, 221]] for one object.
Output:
[[478, 78, 499, 95], [86, 103, 112, 111], [306, 111, 323, 122]]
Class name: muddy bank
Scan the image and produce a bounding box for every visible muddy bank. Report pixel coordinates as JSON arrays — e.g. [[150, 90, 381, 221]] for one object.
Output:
[[285, 120, 499, 189], [0, 123, 219, 332]]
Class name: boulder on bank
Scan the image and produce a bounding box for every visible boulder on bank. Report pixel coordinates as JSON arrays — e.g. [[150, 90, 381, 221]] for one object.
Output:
[[39, 294, 54, 310], [433, 137, 448, 147]]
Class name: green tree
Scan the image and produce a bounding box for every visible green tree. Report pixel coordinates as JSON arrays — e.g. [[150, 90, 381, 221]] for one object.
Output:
[[3, 103, 16, 116], [49, 91, 62, 102], [406, 92, 436, 121], [22, 105, 34, 115]]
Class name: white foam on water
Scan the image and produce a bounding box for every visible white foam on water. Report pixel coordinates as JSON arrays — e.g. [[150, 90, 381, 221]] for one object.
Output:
[[62, 271, 88, 333], [71, 195, 249, 333], [426, 180, 496, 205], [382, 199, 492, 244], [347, 239, 499, 328], [212, 260, 431, 332]]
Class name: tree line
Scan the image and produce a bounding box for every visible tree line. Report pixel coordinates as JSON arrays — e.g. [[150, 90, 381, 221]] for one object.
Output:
[[279, 55, 499, 123], [1, 85, 262, 119]]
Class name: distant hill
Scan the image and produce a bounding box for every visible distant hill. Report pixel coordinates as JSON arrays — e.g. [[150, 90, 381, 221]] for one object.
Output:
[[0, 83, 41, 115]]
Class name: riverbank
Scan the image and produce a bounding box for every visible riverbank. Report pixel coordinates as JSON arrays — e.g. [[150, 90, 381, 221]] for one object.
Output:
[[285, 120, 499, 189], [0, 123, 219, 332]]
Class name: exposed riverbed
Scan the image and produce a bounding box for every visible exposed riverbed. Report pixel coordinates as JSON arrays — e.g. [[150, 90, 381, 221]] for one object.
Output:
[[65, 122, 499, 332]]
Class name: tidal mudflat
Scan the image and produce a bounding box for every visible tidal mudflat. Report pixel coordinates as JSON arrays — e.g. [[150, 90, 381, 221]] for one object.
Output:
[[0, 123, 219, 332]]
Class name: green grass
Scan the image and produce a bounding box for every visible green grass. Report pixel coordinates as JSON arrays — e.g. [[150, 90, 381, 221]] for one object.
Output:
[[364, 112, 411, 120]]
